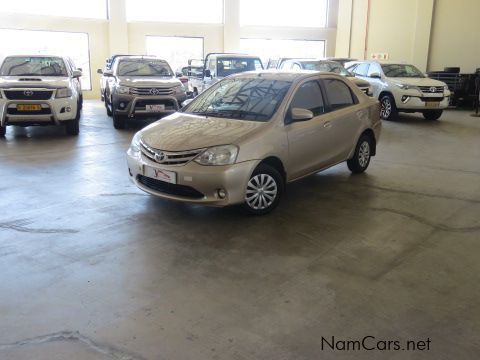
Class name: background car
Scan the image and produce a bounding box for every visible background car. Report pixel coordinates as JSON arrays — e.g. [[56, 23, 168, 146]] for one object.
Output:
[[102, 56, 187, 129], [347, 60, 451, 120], [280, 59, 373, 96], [0, 55, 82, 136], [127, 71, 381, 214]]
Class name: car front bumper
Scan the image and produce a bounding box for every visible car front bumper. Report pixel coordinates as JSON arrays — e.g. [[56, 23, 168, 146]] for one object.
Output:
[[394, 92, 450, 111], [0, 92, 77, 127], [127, 148, 259, 206], [113, 94, 187, 118]]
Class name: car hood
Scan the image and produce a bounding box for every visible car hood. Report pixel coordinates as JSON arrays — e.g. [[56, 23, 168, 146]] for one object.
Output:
[[347, 76, 370, 87], [140, 112, 266, 151], [392, 77, 446, 87], [117, 76, 182, 88], [0, 76, 70, 89]]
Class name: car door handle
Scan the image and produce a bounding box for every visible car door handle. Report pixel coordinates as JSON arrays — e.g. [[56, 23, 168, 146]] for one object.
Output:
[[323, 121, 332, 128]]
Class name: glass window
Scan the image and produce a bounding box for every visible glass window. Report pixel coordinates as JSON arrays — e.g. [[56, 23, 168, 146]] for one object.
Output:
[[352, 63, 370, 77], [0, 0, 107, 19], [381, 64, 425, 78], [126, 0, 223, 23], [146, 36, 203, 74], [302, 61, 352, 77], [215, 58, 263, 77], [116, 59, 173, 77], [240, 39, 326, 67], [367, 63, 382, 77], [0, 29, 91, 90], [290, 81, 325, 116], [240, 0, 328, 27], [183, 78, 292, 122], [323, 79, 355, 110], [292, 63, 302, 71]]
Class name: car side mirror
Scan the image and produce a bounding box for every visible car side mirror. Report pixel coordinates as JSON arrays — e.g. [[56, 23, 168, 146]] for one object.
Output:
[[291, 108, 314, 122], [97, 69, 103, 74], [72, 70, 82, 78], [369, 72, 381, 79], [204, 69, 211, 78]]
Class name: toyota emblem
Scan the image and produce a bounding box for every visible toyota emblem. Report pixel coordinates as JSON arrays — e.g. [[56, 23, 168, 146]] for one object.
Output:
[[154, 152, 166, 163], [430, 87, 436, 93], [24, 90, 34, 97], [150, 88, 162, 95]]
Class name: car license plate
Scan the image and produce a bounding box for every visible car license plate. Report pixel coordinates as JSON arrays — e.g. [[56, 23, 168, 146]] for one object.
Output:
[[425, 101, 440, 108], [146, 104, 165, 112], [144, 165, 176, 184], [17, 104, 42, 111]]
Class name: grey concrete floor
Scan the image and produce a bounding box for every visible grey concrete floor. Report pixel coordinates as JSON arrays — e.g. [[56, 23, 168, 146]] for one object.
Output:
[[0, 101, 479, 360]]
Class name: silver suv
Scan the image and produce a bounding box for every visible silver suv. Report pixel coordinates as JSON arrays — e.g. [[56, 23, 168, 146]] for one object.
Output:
[[102, 56, 187, 129]]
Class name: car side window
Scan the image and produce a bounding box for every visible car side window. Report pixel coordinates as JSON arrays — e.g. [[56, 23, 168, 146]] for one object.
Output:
[[292, 63, 302, 71], [323, 79, 355, 111], [353, 63, 370, 76], [289, 80, 325, 118], [280, 61, 290, 70], [367, 63, 381, 77]]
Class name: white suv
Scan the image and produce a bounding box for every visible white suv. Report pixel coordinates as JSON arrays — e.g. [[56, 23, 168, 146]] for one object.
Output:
[[346, 61, 450, 120], [0, 55, 82, 136]]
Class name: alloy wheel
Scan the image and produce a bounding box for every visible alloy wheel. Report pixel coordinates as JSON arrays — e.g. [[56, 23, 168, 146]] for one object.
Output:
[[358, 141, 370, 168], [245, 174, 278, 210], [381, 98, 392, 118]]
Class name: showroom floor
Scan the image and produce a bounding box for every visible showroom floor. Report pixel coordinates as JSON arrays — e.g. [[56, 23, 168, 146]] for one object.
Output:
[[0, 101, 479, 359]]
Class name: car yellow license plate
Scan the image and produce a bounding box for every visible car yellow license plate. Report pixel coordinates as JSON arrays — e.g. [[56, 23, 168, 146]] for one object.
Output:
[[17, 104, 42, 111], [425, 102, 440, 108]]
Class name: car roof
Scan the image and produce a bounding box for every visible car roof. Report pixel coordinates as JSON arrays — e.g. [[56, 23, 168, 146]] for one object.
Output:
[[349, 60, 411, 65], [213, 54, 261, 59], [230, 70, 347, 82], [4, 55, 66, 59], [116, 56, 166, 61]]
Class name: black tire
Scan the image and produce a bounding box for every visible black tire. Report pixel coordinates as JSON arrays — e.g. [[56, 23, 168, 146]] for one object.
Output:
[[0, 125, 6, 137], [105, 96, 113, 117], [65, 105, 81, 136], [379, 94, 398, 120], [242, 164, 284, 215], [423, 110, 443, 121], [79, 94, 83, 110], [113, 112, 127, 129], [193, 88, 199, 97], [347, 135, 373, 174]]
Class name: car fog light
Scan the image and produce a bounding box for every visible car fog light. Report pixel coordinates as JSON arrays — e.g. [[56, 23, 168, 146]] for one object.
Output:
[[217, 189, 227, 199], [401, 96, 410, 103], [119, 102, 126, 109], [66, 106, 72, 113]]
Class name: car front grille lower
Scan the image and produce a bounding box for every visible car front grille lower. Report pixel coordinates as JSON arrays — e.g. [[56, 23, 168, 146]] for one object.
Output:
[[4, 90, 54, 100], [7, 108, 52, 115], [137, 175, 204, 199], [130, 87, 174, 96], [420, 97, 444, 102], [140, 140, 205, 166], [419, 86, 444, 94]]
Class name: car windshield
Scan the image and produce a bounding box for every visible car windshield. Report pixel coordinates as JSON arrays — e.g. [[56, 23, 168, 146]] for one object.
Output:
[[117, 59, 173, 76], [183, 77, 292, 122], [381, 64, 424, 78], [216, 58, 264, 77], [302, 61, 352, 76], [0, 56, 68, 76]]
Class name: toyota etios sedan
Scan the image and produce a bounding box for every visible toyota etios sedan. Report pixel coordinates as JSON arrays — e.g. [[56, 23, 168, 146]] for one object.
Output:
[[127, 71, 381, 214]]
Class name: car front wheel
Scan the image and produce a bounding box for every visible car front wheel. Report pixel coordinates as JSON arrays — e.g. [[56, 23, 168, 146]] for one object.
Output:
[[347, 135, 373, 174], [380, 94, 397, 120], [423, 110, 443, 120], [0, 124, 6, 137], [113, 112, 127, 129], [243, 164, 283, 215]]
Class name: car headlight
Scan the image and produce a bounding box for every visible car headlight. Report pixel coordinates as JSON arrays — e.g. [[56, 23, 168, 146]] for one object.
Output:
[[116, 86, 130, 95], [129, 131, 142, 154], [172, 84, 185, 95], [194, 145, 238, 166], [56, 87, 72, 98], [395, 83, 421, 92], [444, 85, 450, 92]]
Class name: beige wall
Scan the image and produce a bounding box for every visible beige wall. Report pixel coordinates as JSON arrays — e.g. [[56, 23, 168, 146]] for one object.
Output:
[[336, 0, 479, 73], [428, 0, 480, 73]]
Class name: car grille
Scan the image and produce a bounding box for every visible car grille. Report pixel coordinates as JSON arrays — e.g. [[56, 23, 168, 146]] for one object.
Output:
[[140, 140, 205, 166], [137, 175, 204, 199], [4, 90, 54, 100], [419, 86, 444, 94], [130, 87, 174, 96]]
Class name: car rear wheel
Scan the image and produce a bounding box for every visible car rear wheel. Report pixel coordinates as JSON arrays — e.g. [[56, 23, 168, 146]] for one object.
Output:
[[113, 112, 127, 129], [423, 110, 443, 121], [380, 94, 398, 120], [347, 135, 373, 174], [243, 164, 283, 215]]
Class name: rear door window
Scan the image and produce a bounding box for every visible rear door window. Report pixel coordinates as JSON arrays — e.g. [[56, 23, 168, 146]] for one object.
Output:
[[323, 79, 355, 111]]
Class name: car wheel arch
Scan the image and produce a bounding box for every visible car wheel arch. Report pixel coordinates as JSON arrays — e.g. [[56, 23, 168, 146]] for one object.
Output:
[[257, 157, 287, 185]]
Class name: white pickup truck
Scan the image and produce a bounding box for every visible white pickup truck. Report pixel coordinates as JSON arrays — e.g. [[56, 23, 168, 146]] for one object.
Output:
[[0, 55, 82, 136]]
